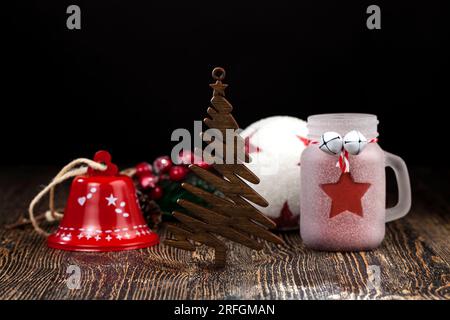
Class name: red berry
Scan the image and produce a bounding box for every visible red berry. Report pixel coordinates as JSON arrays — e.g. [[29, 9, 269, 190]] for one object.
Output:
[[150, 186, 164, 200], [195, 161, 211, 170], [139, 174, 159, 189], [169, 165, 189, 181], [178, 150, 211, 169], [135, 162, 152, 177], [153, 156, 172, 174], [177, 150, 194, 165]]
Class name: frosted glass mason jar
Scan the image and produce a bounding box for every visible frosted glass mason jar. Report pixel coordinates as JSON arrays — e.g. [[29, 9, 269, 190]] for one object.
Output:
[[300, 114, 411, 251]]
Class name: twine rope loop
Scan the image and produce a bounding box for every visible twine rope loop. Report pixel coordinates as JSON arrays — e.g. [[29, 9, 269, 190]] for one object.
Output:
[[28, 158, 107, 237]]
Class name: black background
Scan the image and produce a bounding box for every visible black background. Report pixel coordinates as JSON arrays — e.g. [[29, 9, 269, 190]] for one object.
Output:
[[4, 0, 449, 166]]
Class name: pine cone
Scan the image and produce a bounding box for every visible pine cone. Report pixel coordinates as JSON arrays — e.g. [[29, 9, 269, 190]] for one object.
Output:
[[136, 190, 162, 230]]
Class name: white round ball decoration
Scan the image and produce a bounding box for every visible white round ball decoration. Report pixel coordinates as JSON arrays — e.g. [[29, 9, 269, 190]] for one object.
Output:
[[343, 130, 367, 155], [241, 116, 308, 230], [319, 131, 343, 155]]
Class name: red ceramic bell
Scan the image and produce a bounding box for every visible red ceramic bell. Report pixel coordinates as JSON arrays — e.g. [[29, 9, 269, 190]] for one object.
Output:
[[47, 151, 159, 251]]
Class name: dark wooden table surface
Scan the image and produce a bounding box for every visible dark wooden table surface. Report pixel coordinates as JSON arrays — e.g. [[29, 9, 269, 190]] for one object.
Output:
[[0, 166, 448, 300]]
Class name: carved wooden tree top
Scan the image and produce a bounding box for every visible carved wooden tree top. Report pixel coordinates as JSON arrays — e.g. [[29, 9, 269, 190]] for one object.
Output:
[[164, 67, 284, 267]]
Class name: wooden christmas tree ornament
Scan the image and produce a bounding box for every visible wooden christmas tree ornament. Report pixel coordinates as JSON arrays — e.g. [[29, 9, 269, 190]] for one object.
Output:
[[164, 67, 284, 267]]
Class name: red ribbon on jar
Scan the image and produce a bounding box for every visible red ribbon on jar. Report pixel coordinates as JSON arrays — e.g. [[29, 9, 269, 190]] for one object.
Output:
[[309, 130, 378, 173]]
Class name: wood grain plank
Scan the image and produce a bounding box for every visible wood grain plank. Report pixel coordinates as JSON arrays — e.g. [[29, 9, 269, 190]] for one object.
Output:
[[0, 166, 448, 300]]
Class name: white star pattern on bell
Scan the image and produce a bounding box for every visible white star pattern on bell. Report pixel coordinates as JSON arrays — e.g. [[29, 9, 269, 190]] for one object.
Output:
[[124, 233, 130, 239], [135, 231, 141, 237], [95, 235, 101, 241], [77, 233, 83, 239], [105, 235, 112, 241], [116, 234, 122, 240], [85, 234, 92, 240], [105, 194, 118, 206]]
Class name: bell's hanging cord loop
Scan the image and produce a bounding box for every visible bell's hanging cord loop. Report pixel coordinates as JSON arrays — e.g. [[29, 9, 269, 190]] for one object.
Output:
[[120, 167, 137, 177], [28, 158, 107, 237]]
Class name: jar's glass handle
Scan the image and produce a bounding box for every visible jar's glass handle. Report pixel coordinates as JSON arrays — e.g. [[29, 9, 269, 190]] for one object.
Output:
[[384, 151, 412, 222]]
